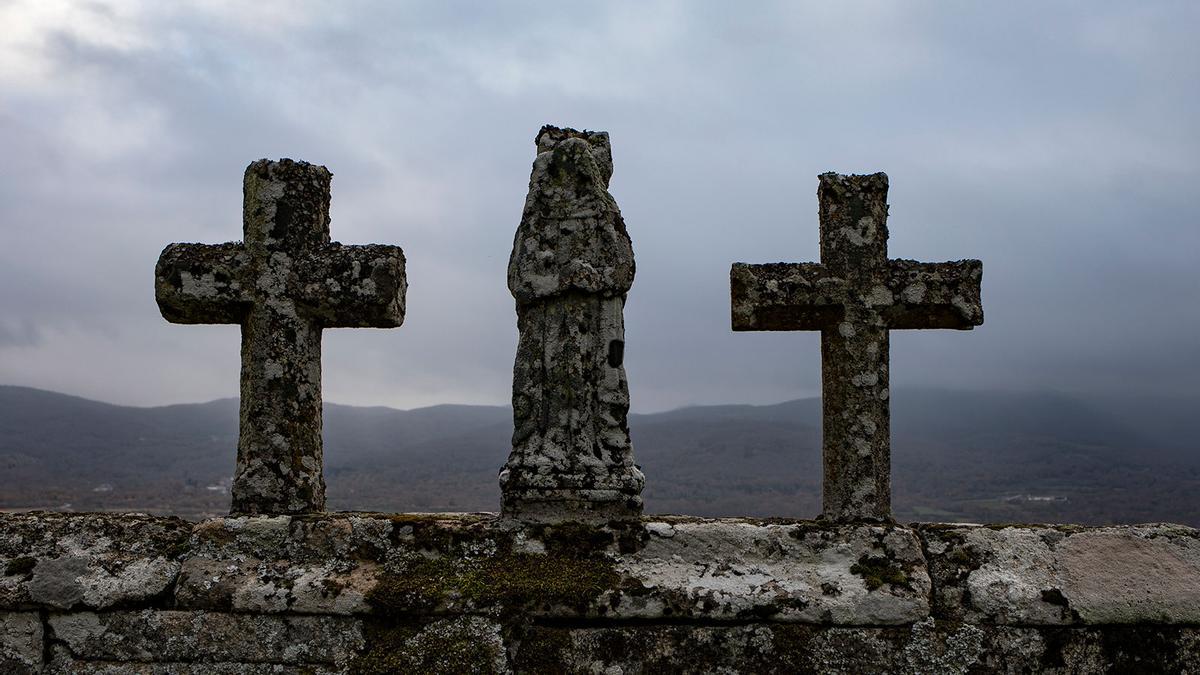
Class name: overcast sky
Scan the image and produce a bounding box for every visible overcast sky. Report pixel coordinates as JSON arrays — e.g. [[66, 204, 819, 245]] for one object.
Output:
[[0, 1, 1197, 412]]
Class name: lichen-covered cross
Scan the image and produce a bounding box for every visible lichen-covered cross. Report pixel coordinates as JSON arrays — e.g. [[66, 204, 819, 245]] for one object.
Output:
[[731, 172, 983, 521], [155, 159, 406, 515]]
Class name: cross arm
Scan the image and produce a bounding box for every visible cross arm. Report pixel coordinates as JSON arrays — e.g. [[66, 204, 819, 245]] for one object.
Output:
[[300, 243, 407, 327], [882, 259, 983, 329], [731, 262, 847, 331], [155, 243, 251, 324]]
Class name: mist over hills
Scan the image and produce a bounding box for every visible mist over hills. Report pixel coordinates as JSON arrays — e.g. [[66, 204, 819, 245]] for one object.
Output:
[[1, 385, 1197, 525]]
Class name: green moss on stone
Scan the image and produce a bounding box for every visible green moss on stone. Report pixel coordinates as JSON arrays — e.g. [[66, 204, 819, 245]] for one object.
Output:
[[532, 521, 616, 557], [165, 541, 192, 559], [945, 546, 983, 571], [353, 620, 499, 674], [384, 514, 497, 553], [512, 627, 573, 673], [366, 556, 459, 613], [193, 525, 237, 547], [850, 554, 910, 591], [367, 548, 621, 615]]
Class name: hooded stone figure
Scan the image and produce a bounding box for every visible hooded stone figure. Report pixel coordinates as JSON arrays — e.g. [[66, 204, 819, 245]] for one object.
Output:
[[499, 125, 645, 521]]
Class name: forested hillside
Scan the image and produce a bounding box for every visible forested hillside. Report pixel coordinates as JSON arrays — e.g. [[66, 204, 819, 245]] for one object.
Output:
[[2, 386, 1197, 524]]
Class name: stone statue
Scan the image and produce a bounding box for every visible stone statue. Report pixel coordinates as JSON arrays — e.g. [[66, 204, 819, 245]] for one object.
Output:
[[500, 126, 644, 521]]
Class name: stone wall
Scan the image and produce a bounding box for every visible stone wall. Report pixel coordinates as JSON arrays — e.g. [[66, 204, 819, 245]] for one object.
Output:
[[2, 512, 1198, 673]]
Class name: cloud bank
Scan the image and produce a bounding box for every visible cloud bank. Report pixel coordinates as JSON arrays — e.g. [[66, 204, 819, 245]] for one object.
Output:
[[0, 1, 1197, 411]]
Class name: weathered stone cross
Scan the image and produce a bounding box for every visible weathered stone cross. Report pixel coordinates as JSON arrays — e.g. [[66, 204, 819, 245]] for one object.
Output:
[[731, 172, 982, 521], [155, 159, 407, 515]]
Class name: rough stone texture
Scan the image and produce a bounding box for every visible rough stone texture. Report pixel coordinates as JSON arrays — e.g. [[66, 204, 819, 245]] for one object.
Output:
[[155, 159, 407, 515], [923, 523, 1200, 625], [353, 616, 508, 673], [0, 612, 42, 674], [0, 512, 189, 610], [612, 519, 929, 623], [3, 513, 1199, 672], [501, 126, 644, 521], [173, 514, 394, 615], [47, 611, 362, 665], [45, 648, 341, 674], [513, 623, 1200, 674], [731, 172, 983, 521], [166, 514, 925, 622]]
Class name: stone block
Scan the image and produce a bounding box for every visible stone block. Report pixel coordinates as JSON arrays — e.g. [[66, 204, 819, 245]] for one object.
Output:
[[513, 622, 1200, 674], [47, 610, 363, 666], [609, 519, 929, 623], [175, 556, 377, 615], [921, 523, 1200, 624], [175, 513, 417, 614], [0, 611, 42, 674], [45, 645, 341, 674], [188, 514, 394, 562], [363, 515, 928, 623], [0, 513, 188, 610], [353, 616, 507, 673], [178, 514, 928, 623]]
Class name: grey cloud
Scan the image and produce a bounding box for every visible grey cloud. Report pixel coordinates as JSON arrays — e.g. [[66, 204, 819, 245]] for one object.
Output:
[[0, 1, 1197, 410], [0, 320, 40, 348]]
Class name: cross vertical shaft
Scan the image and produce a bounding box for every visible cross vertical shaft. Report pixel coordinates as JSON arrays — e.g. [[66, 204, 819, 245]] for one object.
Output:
[[817, 174, 892, 520], [238, 298, 325, 513], [233, 160, 331, 514], [731, 172, 983, 521]]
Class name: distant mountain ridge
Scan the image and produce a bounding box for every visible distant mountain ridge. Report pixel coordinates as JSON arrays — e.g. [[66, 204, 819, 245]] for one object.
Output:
[[1, 385, 1197, 524]]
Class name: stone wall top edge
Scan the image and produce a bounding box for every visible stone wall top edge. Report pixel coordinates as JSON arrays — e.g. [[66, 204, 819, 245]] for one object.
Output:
[[3, 511, 1199, 626], [3, 510, 1198, 534]]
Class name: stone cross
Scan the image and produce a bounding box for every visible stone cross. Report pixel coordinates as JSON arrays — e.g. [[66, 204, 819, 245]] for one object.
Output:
[[500, 125, 645, 521], [731, 172, 983, 521], [155, 159, 406, 515]]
